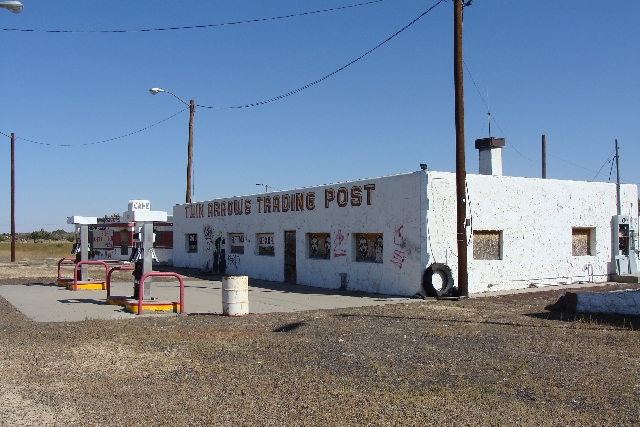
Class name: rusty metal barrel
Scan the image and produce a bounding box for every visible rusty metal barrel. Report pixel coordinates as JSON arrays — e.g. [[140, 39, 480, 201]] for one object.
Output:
[[222, 276, 249, 316]]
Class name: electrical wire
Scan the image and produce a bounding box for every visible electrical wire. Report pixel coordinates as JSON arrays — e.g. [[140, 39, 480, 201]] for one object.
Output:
[[1, 1, 386, 33], [0, 1, 444, 148], [1, 108, 188, 147], [462, 59, 624, 177], [197, 0, 445, 110], [463, 59, 537, 162], [589, 149, 615, 181]]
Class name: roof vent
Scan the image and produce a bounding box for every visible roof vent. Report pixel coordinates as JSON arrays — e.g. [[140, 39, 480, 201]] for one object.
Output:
[[475, 137, 505, 176]]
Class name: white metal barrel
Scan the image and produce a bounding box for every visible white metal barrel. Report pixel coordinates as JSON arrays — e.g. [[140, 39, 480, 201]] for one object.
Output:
[[222, 276, 249, 316]]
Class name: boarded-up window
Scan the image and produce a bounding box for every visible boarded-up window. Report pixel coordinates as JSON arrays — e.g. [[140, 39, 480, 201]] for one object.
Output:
[[473, 230, 502, 260], [572, 228, 593, 256], [187, 234, 198, 253], [229, 233, 245, 254], [257, 233, 275, 256], [308, 233, 331, 259], [355, 233, 383, 263]]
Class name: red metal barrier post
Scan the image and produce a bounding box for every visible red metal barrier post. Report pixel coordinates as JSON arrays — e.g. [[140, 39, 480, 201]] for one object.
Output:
[[57, 257, 76, 280], [72, 260, 109, 291], [137, 272, 184, 315], [106, 265, 135, 298]]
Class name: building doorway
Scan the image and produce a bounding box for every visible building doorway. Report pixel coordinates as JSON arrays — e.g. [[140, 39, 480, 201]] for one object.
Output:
[[284, 231, 297, 283]]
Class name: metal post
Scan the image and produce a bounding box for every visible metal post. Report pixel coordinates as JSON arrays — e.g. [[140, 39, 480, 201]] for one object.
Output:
[[10, 133, 15, 262], [186, 99, 194, 204], [542, 134, 546, 179], [454, 0, 468, 297], [615, 139, 621, 216], [141, 222, 154, 300], [80, 224, 89, 281]]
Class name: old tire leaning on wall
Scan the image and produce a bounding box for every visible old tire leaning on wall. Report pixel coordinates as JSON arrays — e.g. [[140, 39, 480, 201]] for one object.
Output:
[[422, 263, 455, 297]]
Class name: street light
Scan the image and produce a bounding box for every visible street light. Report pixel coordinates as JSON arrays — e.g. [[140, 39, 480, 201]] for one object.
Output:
[[4, 2, 22, 263], [0, 1, 23, 13], [256, 183, 269, 193], [149, 87, 195, 204]]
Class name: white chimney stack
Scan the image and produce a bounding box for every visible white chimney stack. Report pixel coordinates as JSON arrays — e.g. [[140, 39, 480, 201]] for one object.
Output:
[[475, 137, 505, 176]]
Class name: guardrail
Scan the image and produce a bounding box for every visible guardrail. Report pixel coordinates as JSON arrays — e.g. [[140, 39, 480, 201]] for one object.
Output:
[[72, 260, 109, 291], [106, 265, 135, 298], [57, 257, 76, 281], [137, 272, 184, 315]]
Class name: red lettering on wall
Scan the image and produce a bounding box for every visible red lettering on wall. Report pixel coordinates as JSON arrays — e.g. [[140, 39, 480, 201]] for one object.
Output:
[[221, 201, 226, 216], [184, 206, 189, 218], [337, 187, 348, 207], [390, 250, 405, 269], [306, 192, 315, 210], [296, 193, 304, 211], [198, 204, 204, 218], [350, 186, 362, 206], [257, 197, 263, 214], [364, 184, 376, 205], [214, 202, 220, 216], [273, 196, 280, 212], [264, 196, 271, 213], [282, 195, 290, 212], [333, 230, 346, 257], [208, 203, 213, 217], [325, 188, 335, 208], [234, 199, 243, 215], [244, 199, 251, 215]]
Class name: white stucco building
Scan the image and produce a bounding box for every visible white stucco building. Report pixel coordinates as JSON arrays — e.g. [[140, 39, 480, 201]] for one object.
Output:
[[171, 166, 638, 296]]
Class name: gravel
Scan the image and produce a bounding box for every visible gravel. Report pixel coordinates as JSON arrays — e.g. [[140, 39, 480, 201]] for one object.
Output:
[[1, 261, 639, 426]]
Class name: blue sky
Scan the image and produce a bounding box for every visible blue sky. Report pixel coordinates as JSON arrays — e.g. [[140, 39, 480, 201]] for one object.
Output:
[[1, 0, 638, 232]]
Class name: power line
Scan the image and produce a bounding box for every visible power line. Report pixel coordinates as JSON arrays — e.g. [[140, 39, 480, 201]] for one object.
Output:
[[197, 0, 445, 110], [589, 149, 615, 181], [1, 0, 386, 33], [1, 108, 188, 147], [0, 1, 445, 148], [462, 59, 623, 177]]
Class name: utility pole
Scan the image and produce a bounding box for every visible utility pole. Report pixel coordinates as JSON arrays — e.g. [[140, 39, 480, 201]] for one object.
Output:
[[187, 99, 195, 204], [542, 134, 546, 179], [454, 0, 468, 297], [10, 133, 16, 262], [615, 139, 621, 216]]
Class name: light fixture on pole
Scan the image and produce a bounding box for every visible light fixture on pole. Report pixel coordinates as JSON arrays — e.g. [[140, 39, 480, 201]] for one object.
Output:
[[0, 1, 23, 13], [256, 183, 269, 193], [149, 87, 195, 204], [4, 2, 22, 263]]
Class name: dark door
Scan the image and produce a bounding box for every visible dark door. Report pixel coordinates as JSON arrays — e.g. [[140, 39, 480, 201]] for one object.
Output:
[[120, 230, 129, 256], [284, 231, 297, 283]]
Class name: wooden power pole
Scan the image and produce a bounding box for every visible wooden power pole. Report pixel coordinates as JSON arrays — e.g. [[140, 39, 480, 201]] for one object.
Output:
[[186, 99, 195, 204], [542, 134, 547, 178], [10, 133, 16, 262], [454, 0, 468, 297]]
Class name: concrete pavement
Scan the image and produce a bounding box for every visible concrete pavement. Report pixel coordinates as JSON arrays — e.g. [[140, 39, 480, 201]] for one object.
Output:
[[0, 278, 415, 323]]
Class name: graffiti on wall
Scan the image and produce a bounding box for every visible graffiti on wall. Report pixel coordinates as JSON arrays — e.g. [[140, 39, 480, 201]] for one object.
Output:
[[203, 224, 214, 251], [333, 230, 346, 258], [389, 225, 406, 269], [227, 253, 240, 268], [212, 231, 226, 274]]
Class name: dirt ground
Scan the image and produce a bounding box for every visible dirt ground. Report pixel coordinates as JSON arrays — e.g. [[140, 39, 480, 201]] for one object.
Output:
[[1, 260, 639, 426]]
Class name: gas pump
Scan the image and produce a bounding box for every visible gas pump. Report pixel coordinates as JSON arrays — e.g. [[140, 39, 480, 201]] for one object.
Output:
[[122, 200, 167, 302], [66, 216, 98, 281], [612, 215, 639, 275]]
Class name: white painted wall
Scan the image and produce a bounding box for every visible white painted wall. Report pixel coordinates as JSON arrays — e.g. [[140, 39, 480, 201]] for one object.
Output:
[[172, 171, 638, 296], [427, 171, 638, 293], [172, 173, 427, 296]]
